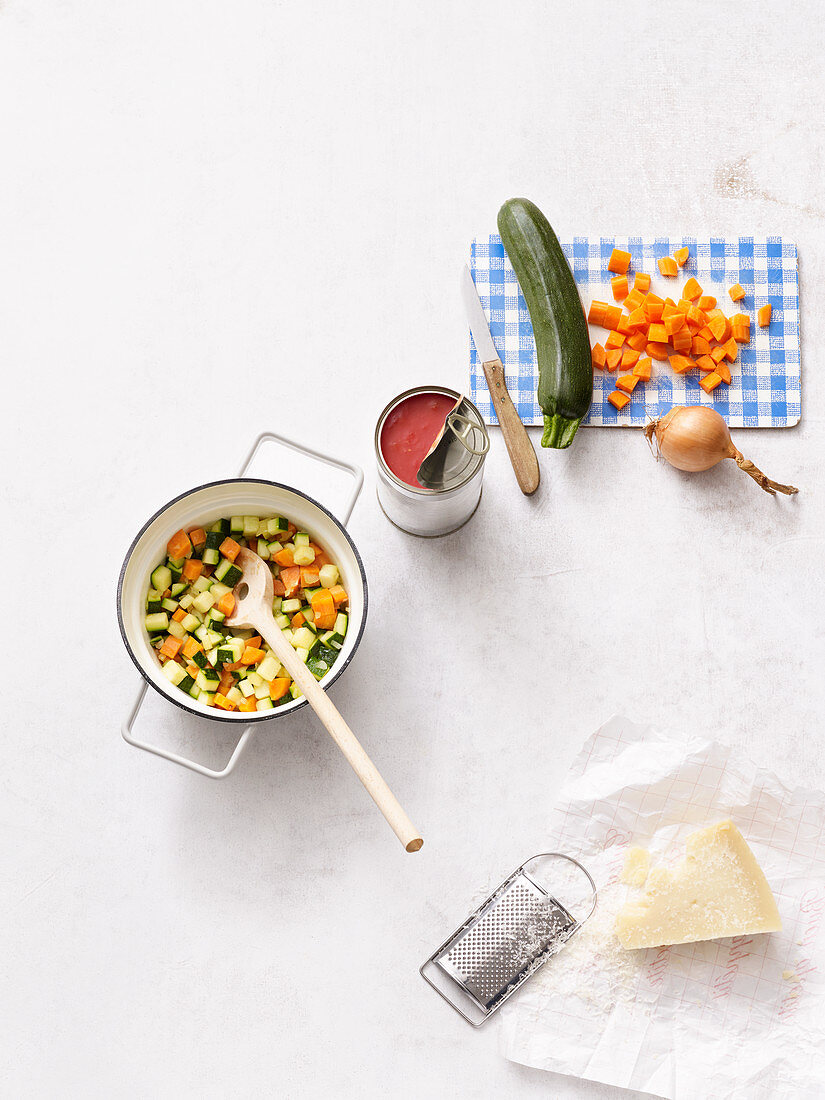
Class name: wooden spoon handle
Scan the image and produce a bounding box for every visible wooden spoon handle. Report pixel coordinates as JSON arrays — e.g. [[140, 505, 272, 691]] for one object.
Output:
[[481, 358, 540, 495], [255, 610, 423, 852]]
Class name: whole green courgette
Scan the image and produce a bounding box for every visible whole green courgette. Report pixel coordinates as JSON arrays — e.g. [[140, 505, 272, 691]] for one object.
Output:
[[497, 198, 592, 448]]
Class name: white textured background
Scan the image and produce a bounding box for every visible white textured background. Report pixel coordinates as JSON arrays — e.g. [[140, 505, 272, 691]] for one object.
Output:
[[1, 2, 823, 1098]]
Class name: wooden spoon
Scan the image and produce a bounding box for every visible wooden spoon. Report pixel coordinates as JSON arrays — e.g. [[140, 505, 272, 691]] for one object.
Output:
[[225, 548, 423, 852]]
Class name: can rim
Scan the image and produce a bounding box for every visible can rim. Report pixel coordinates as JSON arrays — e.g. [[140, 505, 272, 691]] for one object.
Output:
[[374, 386, 488, 496]]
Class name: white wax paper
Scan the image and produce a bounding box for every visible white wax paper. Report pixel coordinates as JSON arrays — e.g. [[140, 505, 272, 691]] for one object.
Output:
[[498, 716, 825, 1099]]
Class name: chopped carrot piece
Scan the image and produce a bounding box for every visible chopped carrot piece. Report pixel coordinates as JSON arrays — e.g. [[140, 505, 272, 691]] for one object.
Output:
[[328, 585, 348, 607], [604, 348, 621, 371], [219, 537, 241, 562], [715, 362, 732, 384], [719, 316, 732, 343], [647, 323, 667, 344], [699, 372, 722, 394], [621, 348, 641, 369], [671, 330, 692, 353], [611, 275, 629, 301], [591, 343, 606, 370], [187, 528, 207, 548], [217, 671, 234, 695], [247, 635, 262, 650], [624, 289, 645, 312], [241, 646, 265, 665], [657, 256, 678, 277], [627, 307, 648, 331], [185, 662, 199, 679], [222, 661, 242, 673], [633, 357, 653, 381], [627, 331, 648, 352], [711, 345, 727, 364], [603, 305, 623, 330], [172, 608, 186, 623], [698, 326, 715, 343], [608, 390, 630, 410], [708, 314, 727, 342], [616, 374, 639, 394], [643, 294, 664, 322], [695, 354, 717, 373], [311, 589, 336, 630], [213, 693, 234, 711], [664, 312, 686, 336], [272, 577, 286, 597], [291, 611, 305, 629], [758, 303, 772, 327], [182, 558, 203, 583], [698, 296, 717, 311], [731, 319, 750, 343], [273, 547, 295, 568], [182, 637, 202, 660], [214, 592, 233, 618], [159, 636, 183, 659], [605, 330, 625, 350], [634, 272, 651, 292], [683, 277, 703, 301], [238, 697, 258, 713], [270, 678, 291, 701], [615, 314, 631, 336], [279, 565, 301, 598], [166, 529, 192, 560], [300, 565, 320, 588], [646, 342, 669, 361], [723, 338, 739, 362], [669, 354, 694, 375], [692, 336, 711, 356], [608, 248, 631, 275], [674, 246, 689, 267], [686, 305, 707, 328], [728, 283, 745, 302], [588, 300, 608, 325]]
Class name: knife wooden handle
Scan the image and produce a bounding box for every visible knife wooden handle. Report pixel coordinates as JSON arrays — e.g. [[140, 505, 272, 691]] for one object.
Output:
[[481, 359, 540, 495]]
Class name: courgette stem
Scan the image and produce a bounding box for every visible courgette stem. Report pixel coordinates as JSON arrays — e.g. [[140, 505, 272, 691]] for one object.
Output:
[[542, 414, 582, 449]]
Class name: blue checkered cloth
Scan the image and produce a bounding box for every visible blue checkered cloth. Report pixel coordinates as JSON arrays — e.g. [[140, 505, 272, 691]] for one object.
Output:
[[468, 236, 800, 428]]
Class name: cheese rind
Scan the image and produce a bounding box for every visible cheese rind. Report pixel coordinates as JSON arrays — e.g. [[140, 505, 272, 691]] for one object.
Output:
[[616, 820, 782, 950]]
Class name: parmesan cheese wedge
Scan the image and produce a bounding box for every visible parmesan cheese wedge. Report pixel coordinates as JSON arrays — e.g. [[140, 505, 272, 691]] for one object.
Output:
[[616, 820, 782, 950]]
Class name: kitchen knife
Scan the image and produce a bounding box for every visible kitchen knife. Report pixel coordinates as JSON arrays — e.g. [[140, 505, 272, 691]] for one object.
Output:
[[462, 265, 540, 495]]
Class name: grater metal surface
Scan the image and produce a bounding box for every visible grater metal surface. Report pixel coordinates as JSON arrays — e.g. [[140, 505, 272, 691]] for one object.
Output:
[[421, 853, 596, 1026]]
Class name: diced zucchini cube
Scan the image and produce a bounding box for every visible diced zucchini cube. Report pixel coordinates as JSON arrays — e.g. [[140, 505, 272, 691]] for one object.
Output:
[[238, 678, 256, 698], [243, 516, 260, 537], [274, 613, 291, 629], [289, 682, 303, 700], [167, 619, 186, 639], [161, 598, 179, 613], [281, 598, 301, 614], [292, 626, 316, 650], [319, 564, 339, 588], [256, 696, 275, 710], [254, 683, 272, 700], [210, 581, 231, 599], [267, 516, 289, 536], [294, 532, 310, 546], [193, 591, 215, 613], [294, 647, 309, 663], [202, 548, 219, 566], [145, 612, 170, 633], [179, 593, 195, 610], [230, 516, 245, 534], [256, 539, 270, 560], [293, 546, 315, 566], [151, 565, 172, 592], [199, 692, 216, 707], [257, 655, 280, 682], [162, 661, 185, 686], [192, 575, 213, 594], [181, 613, 200, 633], [226, 686, 243, 705]]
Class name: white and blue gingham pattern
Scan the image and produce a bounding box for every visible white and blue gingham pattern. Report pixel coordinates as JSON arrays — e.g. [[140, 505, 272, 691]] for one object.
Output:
[[468, 236, 800, 428]]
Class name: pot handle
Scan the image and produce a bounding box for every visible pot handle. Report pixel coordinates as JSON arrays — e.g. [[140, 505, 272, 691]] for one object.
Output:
[[121, 429, 364, 779]]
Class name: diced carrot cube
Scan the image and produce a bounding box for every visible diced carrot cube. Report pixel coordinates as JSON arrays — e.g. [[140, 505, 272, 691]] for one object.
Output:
[[241, 646, 265, 665], [588, 300, 608, 325], [624, 289, 645, 312], [646, 342, 669, 361], [616, 314, 632, 336], [238, 697, 258, 713], [279, 565, 301, 597], [627, 331, 649, 351], [671, 330, 693, 353], [608, 248, 631, 275], [643, 294, 664, 322], [274, 547, 295, 568], [591, 343, 606, 370], [187, 528, 207, 548], [686, 305, 707, 328], [291, 612, 306, 630], [723, 338, 739, 362], [731, 321, 750, 344], [269, 678, 291, 701], [311, 589, 336, 630], [728, 283, 745, 302], [634, 272, 651, 292], [213, 693, 235, 711], [621, 348, 641, 369], [657, 256, 678, 277], [695, 354, 717, 373], [182, 558, 203, 583], [698, 296, 717, 311], [217, 592, 235, 617], [611, 275, 629, 301], [683, 277, 703, 301], [669, 354, 694, 375], [711, 345, 727, 364], [674, 246, 689, 267], [627, 307, 648, 331], [715, 362, 732, 384], [159, 636, 183, 659], [166, 529, 192, 560], [219, 537, 241, 562], [300, 565, 320, 589], [616, 374, 639, 394], [605, 330, 624, 350], [172, 608, 186, 622], [698, 326, 715, 343], [633, 357, 653, 381], [664, 312, 686, 336], [608, 390, 631, 410], [708, 314, 728, 342], [647, 323, 667, 344], [328, 585, 348, 607], [605, 348, 622, 371], [699, 372, 722, 394], [758, 303, 772, 327], [604, 306, 623, 330], [692, 336, 711, 356], [182, 637, 202, 660]]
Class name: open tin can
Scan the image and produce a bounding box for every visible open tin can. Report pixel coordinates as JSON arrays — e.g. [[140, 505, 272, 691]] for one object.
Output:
[[375, 386, 489, 537]]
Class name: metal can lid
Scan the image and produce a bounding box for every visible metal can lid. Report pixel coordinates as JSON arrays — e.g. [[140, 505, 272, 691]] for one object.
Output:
[[416, 396, 490, 492]]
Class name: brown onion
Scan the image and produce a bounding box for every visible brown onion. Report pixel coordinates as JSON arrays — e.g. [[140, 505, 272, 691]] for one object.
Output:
[[644, 406, 798, 496]]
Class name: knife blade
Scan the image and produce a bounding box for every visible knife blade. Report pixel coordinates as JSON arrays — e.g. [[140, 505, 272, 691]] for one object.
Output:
[[462, 266, 540, 495]]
